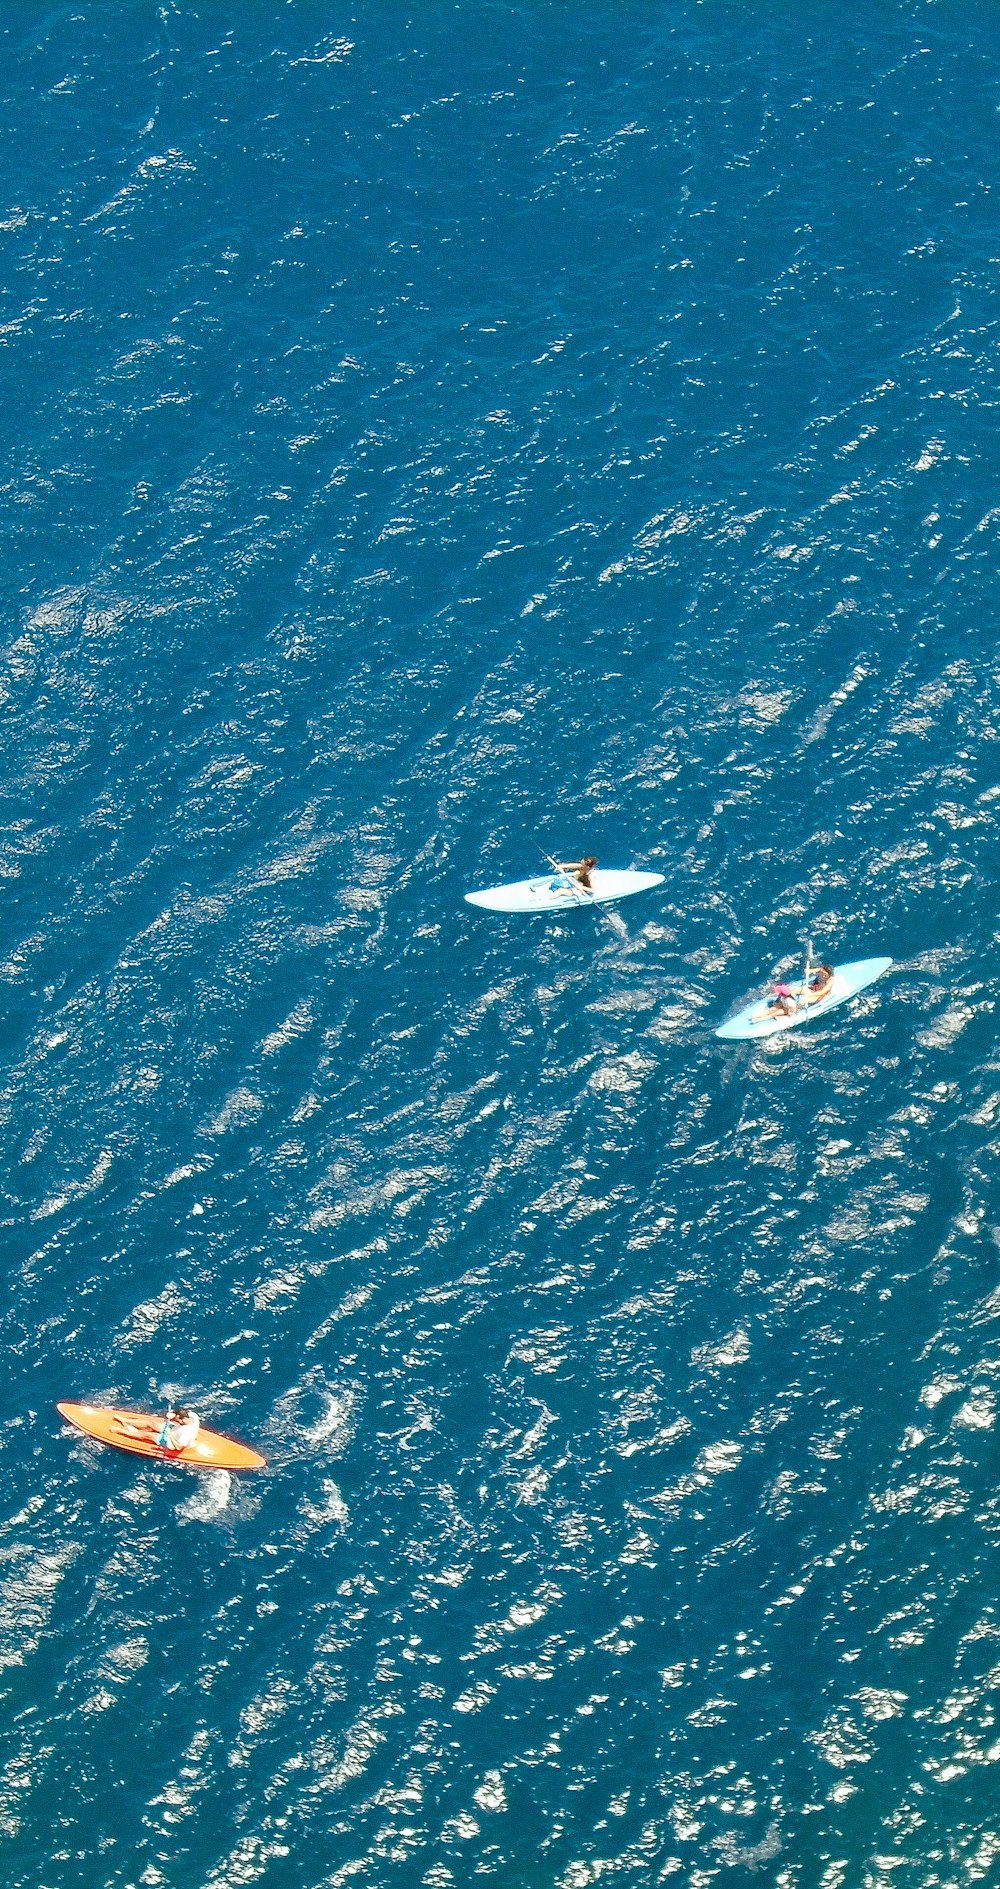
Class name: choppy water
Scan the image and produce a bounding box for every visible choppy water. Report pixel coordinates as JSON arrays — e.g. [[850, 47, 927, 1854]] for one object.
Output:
[[3, 4, 1000, 1885]]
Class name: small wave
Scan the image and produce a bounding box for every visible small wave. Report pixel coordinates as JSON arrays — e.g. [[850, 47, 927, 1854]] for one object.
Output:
[[298, 1479, 349, 1531], [691, 1328, 751, 1371], [271, 1377, 359, 1457], [176, 1469, 231, 1524]]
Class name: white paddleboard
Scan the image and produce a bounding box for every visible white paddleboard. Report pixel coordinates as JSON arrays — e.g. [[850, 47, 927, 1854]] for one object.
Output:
[[465, 868, 664, 915], [715, 956, 892, 1041]]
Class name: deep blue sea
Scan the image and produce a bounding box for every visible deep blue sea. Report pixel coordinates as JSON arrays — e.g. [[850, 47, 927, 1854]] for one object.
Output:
[[3, 4, 1000, 1884]]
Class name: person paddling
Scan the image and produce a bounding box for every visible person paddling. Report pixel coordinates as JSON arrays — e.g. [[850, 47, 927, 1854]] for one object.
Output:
[[807, 963, 834, 1004], [555, 855, 598, 891]]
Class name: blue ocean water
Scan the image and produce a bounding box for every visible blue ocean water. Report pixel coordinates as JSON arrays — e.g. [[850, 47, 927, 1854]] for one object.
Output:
[[3, 2, 1000, 1883]]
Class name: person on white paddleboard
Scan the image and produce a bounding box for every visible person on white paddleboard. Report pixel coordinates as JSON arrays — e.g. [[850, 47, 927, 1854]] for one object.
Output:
[[756, 962, 834, 1022], [807, 964, 834, 1004], [554, 855, 598, 891], [112, 1405, 201, 1451], [761, 981, 797, 1018]]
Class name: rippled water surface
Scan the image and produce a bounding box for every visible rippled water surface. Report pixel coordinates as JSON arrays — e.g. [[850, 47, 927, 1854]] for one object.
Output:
[[3, 4, 1000, 1886]]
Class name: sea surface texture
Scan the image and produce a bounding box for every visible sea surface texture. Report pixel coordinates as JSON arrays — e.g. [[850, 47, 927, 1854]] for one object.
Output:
[[2, 5, 1000, 1886]]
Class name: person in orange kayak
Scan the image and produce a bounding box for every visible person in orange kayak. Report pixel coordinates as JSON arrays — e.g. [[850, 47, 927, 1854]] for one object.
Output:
[[112, 1405, 201, 1451]]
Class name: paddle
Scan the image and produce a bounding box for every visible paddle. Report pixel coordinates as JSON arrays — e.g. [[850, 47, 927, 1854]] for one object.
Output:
[[800, 936, 813, 1013]]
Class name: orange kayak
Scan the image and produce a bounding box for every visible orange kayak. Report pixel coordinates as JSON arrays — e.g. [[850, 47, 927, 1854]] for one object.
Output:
[[57, 1402, 266, 1471]]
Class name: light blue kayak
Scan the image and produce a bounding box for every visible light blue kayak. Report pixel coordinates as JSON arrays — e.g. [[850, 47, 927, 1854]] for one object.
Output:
[[465, 868, 664, 915], [715, 956, 892, 1041]]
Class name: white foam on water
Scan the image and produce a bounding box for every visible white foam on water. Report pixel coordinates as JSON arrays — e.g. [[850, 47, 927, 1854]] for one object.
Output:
[[952, 1389, 996, 1431], [270, 1378, 360, 1458], [298, 1479, 349, 1532], [472, 1769, 507, 1812], [691, 1328, 750, 1371], [118, 1280, 186, 1348], [260, 999, 314, 1056], [0, 1541, 80, 1671], [201, 1086, 265, 1136], [176, 1469, 231, 1524]]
